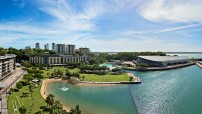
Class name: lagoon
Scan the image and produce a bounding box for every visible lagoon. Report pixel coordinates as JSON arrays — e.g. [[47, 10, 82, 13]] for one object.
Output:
[[47, 53, 202, 114], [47, 82, 138, 114]]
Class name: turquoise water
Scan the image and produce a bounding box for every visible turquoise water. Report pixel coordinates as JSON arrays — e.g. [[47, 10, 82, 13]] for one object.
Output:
[[47, 83, 138, 114], [129, 65, 202, 114], [47, 53, 202, 114], [99, 63, 115, 69]]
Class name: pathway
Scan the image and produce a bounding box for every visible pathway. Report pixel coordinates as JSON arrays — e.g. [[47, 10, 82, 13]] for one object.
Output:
[[0, 68, 26, 114]]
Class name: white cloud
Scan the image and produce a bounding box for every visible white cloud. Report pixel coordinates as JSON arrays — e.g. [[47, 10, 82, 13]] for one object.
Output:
[[139, 0, 202, 23], [155, 24, 200, 33]]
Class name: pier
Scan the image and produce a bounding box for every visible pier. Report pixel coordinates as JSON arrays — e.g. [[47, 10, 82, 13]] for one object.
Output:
[[127, 73, 141, 83], [196, 62, 202, 68]]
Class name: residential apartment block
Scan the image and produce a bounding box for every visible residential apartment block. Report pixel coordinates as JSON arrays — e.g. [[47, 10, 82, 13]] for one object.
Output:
[[0, 54, 16, 80], [29, 55, 90, 66]]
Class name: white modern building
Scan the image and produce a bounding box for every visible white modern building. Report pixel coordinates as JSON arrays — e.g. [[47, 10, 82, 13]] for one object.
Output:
[[0, 54, 16, 80], [137, 56, 189, 67]]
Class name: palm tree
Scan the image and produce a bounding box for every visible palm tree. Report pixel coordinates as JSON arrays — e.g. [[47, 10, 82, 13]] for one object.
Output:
[[46, 94, 55, 108], [75, 105, 81, 114], [54, 100, 60, 112]]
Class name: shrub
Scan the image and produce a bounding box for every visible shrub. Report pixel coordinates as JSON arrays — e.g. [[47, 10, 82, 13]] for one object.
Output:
[[16, 82, 23, 90]]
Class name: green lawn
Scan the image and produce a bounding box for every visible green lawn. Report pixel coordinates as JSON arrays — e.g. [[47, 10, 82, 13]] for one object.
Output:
[[7, 83, 48, 114], [42, 66, 130, 82], [80, 73, 130, 82], [42, 67, 79, 78], [7, 66, 130, 114]]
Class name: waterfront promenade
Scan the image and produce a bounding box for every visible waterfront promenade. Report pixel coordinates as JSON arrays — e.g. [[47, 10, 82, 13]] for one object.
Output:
[[0, 68, 26, 114]]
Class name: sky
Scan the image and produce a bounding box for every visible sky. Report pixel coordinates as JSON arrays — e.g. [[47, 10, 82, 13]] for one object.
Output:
[[0, 0, 202, 52]]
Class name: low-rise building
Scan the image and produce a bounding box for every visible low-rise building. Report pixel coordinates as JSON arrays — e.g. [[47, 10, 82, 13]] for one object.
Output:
[[137, 56, 189, 67], [0, 54, 16, 80], [79, 47, 90, 55], [29, 55, 90, 66], [25, 46, 31, 50]]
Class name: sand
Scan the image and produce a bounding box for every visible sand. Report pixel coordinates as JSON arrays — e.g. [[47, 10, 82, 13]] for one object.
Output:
[[40, 79, 71, 111]]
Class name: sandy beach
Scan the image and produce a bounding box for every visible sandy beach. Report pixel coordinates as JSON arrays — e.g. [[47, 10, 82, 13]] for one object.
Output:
[[40, 79, 71, 111]]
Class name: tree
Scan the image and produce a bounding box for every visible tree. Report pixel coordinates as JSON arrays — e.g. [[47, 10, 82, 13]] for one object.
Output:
[[47, 72, 50, 77], [35, 111, 42, 114], [34, 73, 43, 79], [46, 94, 55, 108], [23, 61, 33, 68], [82, 76, 85, 81], [19, 106, 27, 114], [29, 84, 35, 97], [129, 76, 134, 81], [69, 105, 81, 114], [23, 74, 33, 82], [54, 100, 63, 113], [16, 82, 23, 90], [75, 105, 81, 114]]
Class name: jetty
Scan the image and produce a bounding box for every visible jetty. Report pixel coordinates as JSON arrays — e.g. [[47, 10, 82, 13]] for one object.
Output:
[[196, 62, 202, 68], [127, 73, 141, 83]]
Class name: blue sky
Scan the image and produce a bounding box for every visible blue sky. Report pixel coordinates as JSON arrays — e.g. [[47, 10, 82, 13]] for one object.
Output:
[[0, 0, 202, 52]]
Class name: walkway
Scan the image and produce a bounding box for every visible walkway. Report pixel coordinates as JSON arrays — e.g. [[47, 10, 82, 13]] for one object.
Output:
[[0, 68, 26, 114], [127, 73, 141, 83], [196, 62, 202, 68]]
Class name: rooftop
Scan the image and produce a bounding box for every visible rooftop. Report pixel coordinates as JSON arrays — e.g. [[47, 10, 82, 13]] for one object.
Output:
[[138, 56, 189, 62], [0, 54, 16, 60]]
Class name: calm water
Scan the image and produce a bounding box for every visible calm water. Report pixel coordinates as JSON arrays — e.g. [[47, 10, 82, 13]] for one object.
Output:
[[47, 53, 202, 114], [47, 83, 138, 114], [167, 52, 202, 58], [130, 65, 202, 114]]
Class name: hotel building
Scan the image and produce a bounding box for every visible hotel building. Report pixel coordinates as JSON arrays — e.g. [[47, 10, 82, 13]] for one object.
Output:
[[29, 55, 90, 66], [0, 54, 16, 80]]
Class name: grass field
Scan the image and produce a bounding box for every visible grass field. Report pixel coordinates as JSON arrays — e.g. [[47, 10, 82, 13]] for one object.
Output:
[[42, 67, 79, 78], [80, 73, 130, 82], [42, 67, 130, 82], [7, 66, 130, 114], [7, 83, 48, 114]]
